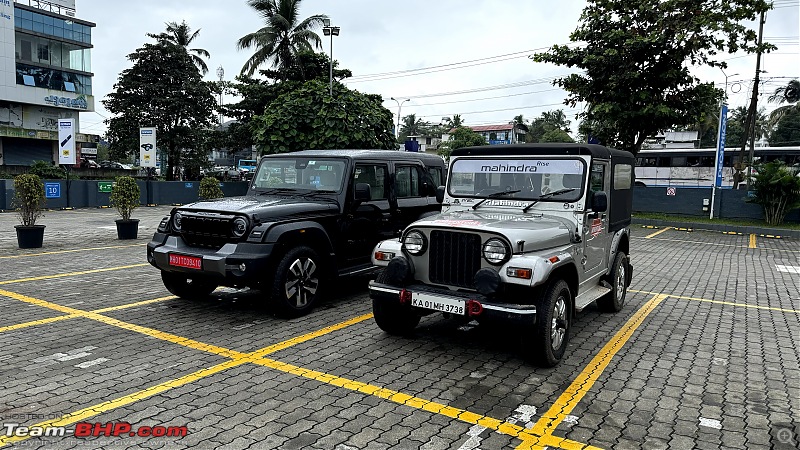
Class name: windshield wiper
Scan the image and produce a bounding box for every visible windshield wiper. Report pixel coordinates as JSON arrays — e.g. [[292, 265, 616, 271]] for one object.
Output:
[[522, 188, 577, 212], [257, 188, 298, 196], [471, 190, 521, 210]]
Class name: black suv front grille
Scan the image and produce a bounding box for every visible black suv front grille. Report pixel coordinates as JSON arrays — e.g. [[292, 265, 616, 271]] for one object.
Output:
[[428, 230, 482, 288], [180, 215, 235, 249]]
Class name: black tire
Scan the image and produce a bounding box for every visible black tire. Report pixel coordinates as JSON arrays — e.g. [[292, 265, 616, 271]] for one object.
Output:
[[371, 269, 420, 335], [161, 271, 217, 299], [527, 279, 572, 367], [597, 252, 628, 313], [270, 246, 323, 318]]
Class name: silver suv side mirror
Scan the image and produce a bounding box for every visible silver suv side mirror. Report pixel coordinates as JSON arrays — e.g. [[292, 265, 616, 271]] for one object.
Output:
[[592, 191, 608, 212]]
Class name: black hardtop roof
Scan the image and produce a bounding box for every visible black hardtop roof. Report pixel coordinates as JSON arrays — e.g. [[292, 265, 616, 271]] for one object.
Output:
[[452, 143, 634, 161], [261, 149, 445, 164]]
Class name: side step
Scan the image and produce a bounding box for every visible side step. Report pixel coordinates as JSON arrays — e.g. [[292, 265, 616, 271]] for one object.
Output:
[[574, 284, 612, 312]]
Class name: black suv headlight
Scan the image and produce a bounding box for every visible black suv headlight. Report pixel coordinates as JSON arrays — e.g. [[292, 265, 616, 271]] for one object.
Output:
[[403, 230, 427, 255], [232, 217, 249, 237], [172, 212, 183, 232], [483, 238, 510, 265]]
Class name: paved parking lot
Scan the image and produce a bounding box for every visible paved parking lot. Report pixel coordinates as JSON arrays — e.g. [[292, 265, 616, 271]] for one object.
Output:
[[0, 207, 798, 449]]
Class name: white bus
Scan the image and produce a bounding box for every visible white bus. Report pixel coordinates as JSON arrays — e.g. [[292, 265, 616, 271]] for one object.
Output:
[[634, 146, 800, 188]]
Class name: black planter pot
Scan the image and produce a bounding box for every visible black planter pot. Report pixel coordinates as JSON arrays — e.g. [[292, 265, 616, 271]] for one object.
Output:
[[115, 219, 140, 240], [15, 225, 46, 249]]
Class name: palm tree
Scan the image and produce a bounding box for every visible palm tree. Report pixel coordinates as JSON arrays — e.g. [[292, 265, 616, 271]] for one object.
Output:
[[767, 79, 799, 129], [149, 21, 210, 75], [400, 114, 426, 137], [237, 0, 328, 76]]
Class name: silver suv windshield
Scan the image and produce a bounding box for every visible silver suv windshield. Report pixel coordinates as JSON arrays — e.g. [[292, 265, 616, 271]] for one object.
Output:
[[448, 157, 586, 202], [252, 158, 347, 192]]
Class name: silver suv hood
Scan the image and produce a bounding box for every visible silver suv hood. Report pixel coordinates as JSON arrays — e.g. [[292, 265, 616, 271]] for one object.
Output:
[[412, 211, 574, 252]]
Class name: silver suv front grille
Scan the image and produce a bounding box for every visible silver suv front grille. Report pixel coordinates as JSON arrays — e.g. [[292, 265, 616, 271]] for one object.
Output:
[[428, 230, 481, 288]]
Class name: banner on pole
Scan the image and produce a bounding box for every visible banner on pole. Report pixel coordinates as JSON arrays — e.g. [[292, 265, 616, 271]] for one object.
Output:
[[714, 105, 728, 187], [58, 119, 76, 165], [139, 127, 157, 168]]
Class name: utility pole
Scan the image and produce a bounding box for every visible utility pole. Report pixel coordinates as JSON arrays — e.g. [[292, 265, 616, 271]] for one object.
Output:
[[737, 10, 766, 191]]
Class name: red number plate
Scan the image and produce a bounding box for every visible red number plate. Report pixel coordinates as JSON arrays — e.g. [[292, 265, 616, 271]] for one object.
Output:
[[169, 254, 202, 270]]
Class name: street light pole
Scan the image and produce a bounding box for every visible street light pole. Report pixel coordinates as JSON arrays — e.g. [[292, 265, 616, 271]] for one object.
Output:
[[390, 97, 410, 140], [322, 20, 340, 96], [710, 69, 738, 219], [216, 65, 224, 125]]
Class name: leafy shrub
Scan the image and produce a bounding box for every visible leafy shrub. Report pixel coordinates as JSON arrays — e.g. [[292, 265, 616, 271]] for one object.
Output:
[[28, 160, 66, 179], [199, 176, 224, 200], [110, 176, 140, 221], [747, 161, 800, 225], [12, 174, 46, 226]]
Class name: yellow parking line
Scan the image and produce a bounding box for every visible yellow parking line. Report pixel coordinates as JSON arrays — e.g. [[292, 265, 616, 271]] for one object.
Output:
[[749, 233, 757, 248], [630, 289, 800, 314], [0, 244, 143, 259], [0, 313, 376, 448], [252, 357, 602, 450], [644, 226, 672, 238], [0, 264, 149, 285], [520, 294, 667, 446], [0, 296, 175, 334], [632, 236, 800, 253]]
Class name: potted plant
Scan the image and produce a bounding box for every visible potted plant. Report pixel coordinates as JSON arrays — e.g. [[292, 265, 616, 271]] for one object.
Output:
[[12, 174, 46, 249], [199, 176, 224, 200], [110, 176, 141, 239]]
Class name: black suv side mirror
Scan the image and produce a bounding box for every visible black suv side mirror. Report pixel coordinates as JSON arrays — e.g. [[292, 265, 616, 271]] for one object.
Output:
[[592, 191, 608, 212], [355, 183, 372, 202], [435, 186, 445, 204]]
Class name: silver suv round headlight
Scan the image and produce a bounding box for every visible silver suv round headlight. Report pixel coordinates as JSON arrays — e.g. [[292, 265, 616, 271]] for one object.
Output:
[[403, 230, 427, 255], [483, 238, 509, 264], [173, 213, 183, 231], [232, 217, 249, 237]]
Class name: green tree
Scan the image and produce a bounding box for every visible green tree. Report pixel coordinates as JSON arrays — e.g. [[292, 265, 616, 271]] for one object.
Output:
[[767, 79, 799, 129], [398, 114, 435, 142], [237, 0, 328, 76], [533, 0, 774, 155], [769, 107, 800, 147], [103, 39, 218, 180], [148, 21, 210, 74], [442, 114, 464, 130], [529, 109, 571, 143], [747, 161, 800, 225], [725, 106, 767, 150], [540, 129, 575, 143], [252, 80, 395, 153], [437, 126, 487, 160]]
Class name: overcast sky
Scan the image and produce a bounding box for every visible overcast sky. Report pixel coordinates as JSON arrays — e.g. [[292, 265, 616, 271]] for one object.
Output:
[[75, 0, 799, 137]]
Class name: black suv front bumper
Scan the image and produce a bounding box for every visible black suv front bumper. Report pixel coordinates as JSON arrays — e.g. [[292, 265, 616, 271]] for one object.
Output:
[[147, 232, 274, 283]]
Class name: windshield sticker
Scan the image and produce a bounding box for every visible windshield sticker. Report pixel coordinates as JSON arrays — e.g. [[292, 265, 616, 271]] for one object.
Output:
[[453, 159, 584, 175], [484, 200, 529, 207]]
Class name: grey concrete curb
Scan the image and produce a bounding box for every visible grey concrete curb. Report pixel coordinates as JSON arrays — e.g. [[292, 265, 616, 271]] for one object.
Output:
[[632, 218, 799, 239]]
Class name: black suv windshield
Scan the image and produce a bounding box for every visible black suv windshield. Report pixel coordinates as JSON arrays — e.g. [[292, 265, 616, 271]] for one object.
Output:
[[447, 157, 586, 202], [251, 158, 347, 193]]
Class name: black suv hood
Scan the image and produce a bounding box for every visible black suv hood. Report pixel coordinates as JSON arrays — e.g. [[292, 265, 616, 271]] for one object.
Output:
[[177, 195, 339, 220]]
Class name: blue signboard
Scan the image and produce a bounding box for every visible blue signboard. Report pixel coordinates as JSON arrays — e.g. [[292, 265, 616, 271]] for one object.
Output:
[[714, 104, 728, 187], [45, 182, 61, 199], [184, 183, 194, 188]]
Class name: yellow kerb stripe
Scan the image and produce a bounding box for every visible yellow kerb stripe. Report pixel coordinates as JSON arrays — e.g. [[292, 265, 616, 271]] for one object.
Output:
[[0, 244, 143, 259], [523, 294, 667, 442], [644, 226, 672, 238], [749, 233, 757, 248], [0, 264, 149, 285]]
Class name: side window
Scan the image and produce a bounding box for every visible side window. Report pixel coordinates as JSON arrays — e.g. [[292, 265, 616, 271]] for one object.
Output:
[[613, 164, 632, 190], [429, 167, 443, 188], [590, 163, 606, 192], [396, 166, 421, 198], [354, 164, 387, 200]]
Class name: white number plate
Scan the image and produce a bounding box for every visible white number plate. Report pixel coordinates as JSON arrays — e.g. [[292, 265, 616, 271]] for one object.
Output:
[[411, 293, 466, 315]]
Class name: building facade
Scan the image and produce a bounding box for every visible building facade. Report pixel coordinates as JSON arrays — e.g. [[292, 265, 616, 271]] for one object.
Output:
[[0, 0, 97, 168]]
